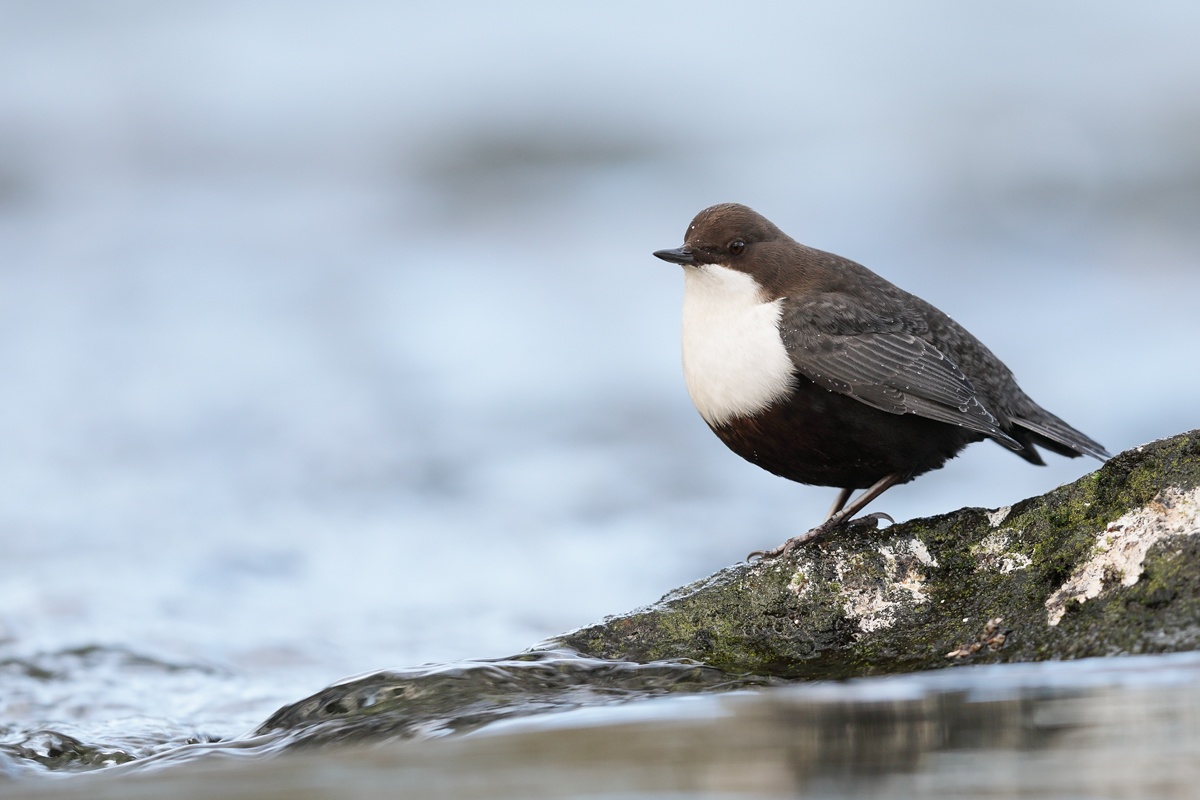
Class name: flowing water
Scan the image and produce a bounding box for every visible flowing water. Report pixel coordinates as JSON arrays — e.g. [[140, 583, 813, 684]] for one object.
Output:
[[2, 1, 1200, 795], [7, 651, 1200, 797]]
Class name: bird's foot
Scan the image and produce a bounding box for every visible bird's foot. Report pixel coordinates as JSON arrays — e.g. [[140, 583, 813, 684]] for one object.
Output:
[[843, 511, 894, 531], [747, 512, 894, 562], [746, 524, 831, 561]]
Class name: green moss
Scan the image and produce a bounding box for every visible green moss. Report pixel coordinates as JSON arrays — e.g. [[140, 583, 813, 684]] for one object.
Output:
[[553, 430, 1200, 680]]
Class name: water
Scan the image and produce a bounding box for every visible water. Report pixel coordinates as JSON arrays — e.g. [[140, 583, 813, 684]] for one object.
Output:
[[7, 652, 1200, 797], [1, 0, 1199, 791]]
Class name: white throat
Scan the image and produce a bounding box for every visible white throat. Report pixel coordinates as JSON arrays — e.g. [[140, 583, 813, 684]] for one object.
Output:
[[680, 264, 795, 427]]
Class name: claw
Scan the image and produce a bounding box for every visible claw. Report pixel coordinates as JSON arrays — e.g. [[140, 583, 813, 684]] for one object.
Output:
[[844, 511, 894, 530], [746, 520, 835, 561], [747, 512, 894, 561]]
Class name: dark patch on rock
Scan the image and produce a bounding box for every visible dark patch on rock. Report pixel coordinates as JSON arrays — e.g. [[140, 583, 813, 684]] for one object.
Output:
[[552, 430, 1200, 679]]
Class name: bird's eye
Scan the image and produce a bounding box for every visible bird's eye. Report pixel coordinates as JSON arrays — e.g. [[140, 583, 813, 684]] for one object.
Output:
[[728, 240, 745, 256]]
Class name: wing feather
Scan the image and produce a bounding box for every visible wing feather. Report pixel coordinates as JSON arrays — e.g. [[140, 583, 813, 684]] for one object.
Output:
[[780, 297, 1022, 450]]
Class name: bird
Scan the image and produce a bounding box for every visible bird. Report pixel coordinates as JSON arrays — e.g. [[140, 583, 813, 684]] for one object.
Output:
[[652, 203, 1110, 559]]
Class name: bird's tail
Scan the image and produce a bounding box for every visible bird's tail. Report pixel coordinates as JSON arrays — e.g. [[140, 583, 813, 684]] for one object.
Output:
[[1007, 411, 1111, 465]]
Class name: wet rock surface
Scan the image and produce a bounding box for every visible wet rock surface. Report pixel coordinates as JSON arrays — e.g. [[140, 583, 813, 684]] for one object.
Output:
[[553, 430, 1200, 677], [254, 650, 778, 748], [254, 432, 1200, 754]]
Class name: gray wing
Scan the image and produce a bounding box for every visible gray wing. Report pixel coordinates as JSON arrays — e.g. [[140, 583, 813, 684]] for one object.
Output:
[[779, 295, 1023, 450]]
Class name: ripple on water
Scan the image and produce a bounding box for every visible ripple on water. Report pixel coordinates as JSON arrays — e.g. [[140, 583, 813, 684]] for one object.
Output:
[[4, 650, 1200, 798]]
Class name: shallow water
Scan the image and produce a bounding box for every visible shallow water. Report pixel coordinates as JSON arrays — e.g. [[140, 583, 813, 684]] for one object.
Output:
[[1, 0, 1200, 791], [8, 652, 1200, 798]]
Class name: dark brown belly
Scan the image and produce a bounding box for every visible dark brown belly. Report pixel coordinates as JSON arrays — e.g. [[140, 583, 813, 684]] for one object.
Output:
[[710, 378, 982, 489]]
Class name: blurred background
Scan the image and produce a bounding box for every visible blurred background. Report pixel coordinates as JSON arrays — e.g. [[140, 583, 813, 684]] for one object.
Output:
[[1, 0, 1198, 748]]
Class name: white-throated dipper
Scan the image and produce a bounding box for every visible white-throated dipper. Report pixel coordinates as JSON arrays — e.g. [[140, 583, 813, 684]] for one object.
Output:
[[653, 203, 1110, 559]]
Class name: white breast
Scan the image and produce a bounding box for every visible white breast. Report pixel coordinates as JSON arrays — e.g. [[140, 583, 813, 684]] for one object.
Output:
[[680, 264, 795, 427]]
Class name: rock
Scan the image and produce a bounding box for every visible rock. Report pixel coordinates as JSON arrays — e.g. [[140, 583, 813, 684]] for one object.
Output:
[[551, 430, 1200, 678], [252, 431, 1200, 751]]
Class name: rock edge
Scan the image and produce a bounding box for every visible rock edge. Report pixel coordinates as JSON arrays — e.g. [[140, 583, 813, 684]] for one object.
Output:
[[551, 430, 1200, 678]]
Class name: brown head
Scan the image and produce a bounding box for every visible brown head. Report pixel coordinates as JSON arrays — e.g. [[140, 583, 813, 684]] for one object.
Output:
[[653, 203, 817, 299]]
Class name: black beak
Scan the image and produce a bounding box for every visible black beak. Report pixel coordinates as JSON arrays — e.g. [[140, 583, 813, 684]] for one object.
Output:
[[653, 247, 695, 265]]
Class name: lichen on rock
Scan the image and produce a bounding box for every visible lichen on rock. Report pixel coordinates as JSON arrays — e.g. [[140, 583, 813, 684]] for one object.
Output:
[[1045, 485, 1200, 625], [552, 430, 1200, 680]]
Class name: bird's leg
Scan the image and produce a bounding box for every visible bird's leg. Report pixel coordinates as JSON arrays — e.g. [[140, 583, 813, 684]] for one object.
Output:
[[825, 487, 854, 520], [749, 474, 900, 561], [825, 473, 899, 530]]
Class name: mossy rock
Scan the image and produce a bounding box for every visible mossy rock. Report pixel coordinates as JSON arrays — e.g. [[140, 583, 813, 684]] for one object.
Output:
[[552, 430, 1200, 678]]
